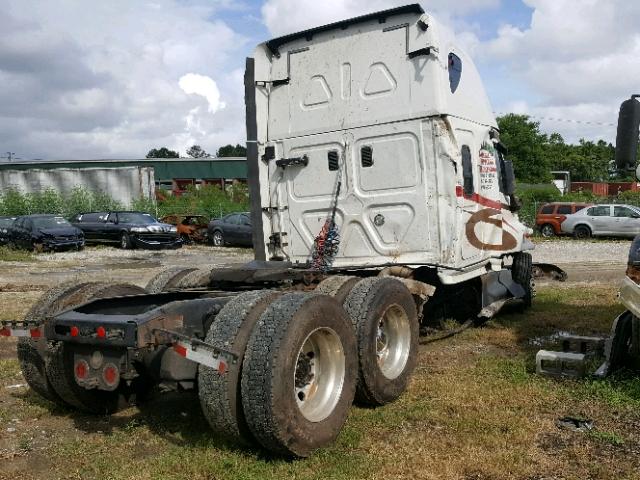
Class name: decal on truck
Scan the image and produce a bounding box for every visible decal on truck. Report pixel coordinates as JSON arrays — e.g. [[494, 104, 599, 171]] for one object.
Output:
[[465, 208, 518, 252]]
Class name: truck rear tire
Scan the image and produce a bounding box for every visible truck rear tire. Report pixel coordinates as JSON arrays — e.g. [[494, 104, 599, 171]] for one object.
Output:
[[241, 293, 357, 457], [316, 275, 359, 304], [173, 268, 212, 289], [44, 282, 147, 414], [145, 267, 197, 293], [17, 339, 59, 403], [198, 290, 281, 444], [18, 281, 95, 405], [344, 277, 419, 406]]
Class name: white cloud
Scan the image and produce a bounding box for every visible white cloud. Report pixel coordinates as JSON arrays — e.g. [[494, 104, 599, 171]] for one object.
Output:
[[179, 73, 226, 113], [480, 0, 640, 142], [261, 0, 499, 37], [0, 0, 249, 159]]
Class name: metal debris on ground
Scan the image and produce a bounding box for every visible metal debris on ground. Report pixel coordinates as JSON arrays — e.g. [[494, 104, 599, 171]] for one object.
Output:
[[556, 416, 594, 433]]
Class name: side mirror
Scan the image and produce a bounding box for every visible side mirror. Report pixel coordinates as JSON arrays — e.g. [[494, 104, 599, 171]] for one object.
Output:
[[615, 95, 640, 172], [502, 159, 516, 196]]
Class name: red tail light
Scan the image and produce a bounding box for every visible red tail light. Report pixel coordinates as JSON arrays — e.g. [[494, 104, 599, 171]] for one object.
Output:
[[74, 359, 89, 381], [102, 363, 119, 387], [70, 326, 79, 337], [96, 326, 106, 339]]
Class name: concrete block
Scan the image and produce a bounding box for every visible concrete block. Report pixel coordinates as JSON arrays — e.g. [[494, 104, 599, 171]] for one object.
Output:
[[558, 334, 606, 356], [536, 350, 586, 378]]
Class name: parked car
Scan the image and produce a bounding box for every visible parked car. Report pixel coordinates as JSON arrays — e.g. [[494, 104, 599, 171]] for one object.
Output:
[[536, 202, 592, 237], [71, 211, 181, 249], [0, 216, 16, 245], [561, 204, 640, 238], [8, 214, 84, 251], [208, 212, 253, 247], [161, 214, 209, 244]]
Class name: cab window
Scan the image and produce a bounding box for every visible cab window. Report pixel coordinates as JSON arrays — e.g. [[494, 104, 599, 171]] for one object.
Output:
[[448, 53, 462, 93], [461, 145, 473, 195]]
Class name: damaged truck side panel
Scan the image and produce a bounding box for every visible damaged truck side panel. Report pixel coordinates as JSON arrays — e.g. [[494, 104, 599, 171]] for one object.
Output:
[[252, 6, 530, 284]]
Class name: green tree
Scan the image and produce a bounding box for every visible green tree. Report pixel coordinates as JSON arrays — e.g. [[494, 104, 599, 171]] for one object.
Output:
[[146, 147, 179, 158], [497, 114, 552, 183], [215, 144, 246, 157], [186, 145, 211, 158]]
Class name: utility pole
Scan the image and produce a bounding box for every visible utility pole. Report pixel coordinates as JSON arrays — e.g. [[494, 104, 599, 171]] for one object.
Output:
[[0, 152, 21, 162]]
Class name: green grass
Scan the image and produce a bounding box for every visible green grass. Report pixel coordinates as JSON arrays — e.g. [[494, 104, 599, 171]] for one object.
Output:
[[589, 429, 625, 446], [1, 284, 639, 479], [0, 246, 35, 262]]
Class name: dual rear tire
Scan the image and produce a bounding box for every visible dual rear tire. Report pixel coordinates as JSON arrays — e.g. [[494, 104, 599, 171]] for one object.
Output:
[[18, 281, 148, 413], [199, 291, 358, 457], [198, 276, 419, 456]]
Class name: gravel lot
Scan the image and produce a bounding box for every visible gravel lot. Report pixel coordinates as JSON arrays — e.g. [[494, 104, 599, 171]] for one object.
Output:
[[0, 245, 253, 290], [531, 239, 630, 284], [0, 239, 627, 294]]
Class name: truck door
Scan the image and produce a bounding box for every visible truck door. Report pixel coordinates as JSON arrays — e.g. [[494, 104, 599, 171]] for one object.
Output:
[[455, 128, 513, 261], [269, 135, 347, 261]]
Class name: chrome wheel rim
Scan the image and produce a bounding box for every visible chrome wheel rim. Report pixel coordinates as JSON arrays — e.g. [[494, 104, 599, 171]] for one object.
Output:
[[541, 225, 554, 237], [121, 235, 128, 248], [294, 327, 345, 422], [377, 304, 411, 380]]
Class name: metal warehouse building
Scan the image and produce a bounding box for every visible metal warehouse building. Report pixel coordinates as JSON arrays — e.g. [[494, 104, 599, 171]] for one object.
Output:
[[0, 158, 247, 205]]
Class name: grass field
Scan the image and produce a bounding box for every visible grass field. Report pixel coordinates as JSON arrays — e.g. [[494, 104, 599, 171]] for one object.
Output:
[[0, 284, 639, 480]]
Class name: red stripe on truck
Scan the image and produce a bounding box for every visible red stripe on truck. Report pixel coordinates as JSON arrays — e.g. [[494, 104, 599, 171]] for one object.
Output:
[[455, 186, 508, 210]]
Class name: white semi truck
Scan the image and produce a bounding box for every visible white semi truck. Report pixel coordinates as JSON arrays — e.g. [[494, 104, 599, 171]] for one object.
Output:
[[1, 5, 542, 457]]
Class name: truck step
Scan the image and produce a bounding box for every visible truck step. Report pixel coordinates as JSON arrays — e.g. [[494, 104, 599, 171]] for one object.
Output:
[[536, 350, 586, 378]]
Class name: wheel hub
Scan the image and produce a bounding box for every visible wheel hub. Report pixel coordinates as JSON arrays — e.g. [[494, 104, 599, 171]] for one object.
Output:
[[294, 327, 345, 422], [376, 304, 411, 380]]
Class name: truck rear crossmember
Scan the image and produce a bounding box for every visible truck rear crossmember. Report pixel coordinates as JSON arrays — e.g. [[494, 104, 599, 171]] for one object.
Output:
[[0, 321, 42, 338]]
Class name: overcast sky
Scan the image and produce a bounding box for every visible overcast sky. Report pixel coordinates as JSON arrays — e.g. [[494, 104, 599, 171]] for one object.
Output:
[[1, 0, 638, 160]]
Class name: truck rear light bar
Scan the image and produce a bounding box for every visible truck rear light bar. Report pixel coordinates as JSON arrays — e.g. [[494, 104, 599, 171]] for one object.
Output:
[[0, 322, 42, 338]]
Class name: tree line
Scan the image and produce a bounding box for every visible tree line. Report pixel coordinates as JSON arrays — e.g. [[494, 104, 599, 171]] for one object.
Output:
[[146, 144, 246, 159], [496, 114, 636, 184]]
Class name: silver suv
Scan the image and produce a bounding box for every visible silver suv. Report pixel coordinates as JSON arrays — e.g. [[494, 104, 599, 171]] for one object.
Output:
[[561, 204, 640, 238]]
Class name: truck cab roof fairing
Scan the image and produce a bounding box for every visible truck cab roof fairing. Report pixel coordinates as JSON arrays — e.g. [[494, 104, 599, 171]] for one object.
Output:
[[265, 4, 425, 57]]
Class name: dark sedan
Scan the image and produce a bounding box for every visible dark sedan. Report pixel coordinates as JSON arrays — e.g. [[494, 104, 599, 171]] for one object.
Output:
[[71, 211, 181, 249], [208, 212, 253, 247], [0, 216, 16, 245], [8, 214, 84, 252]]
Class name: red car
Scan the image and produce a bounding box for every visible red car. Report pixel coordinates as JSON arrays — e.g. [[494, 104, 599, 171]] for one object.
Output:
[[536, 202, 592, 237]]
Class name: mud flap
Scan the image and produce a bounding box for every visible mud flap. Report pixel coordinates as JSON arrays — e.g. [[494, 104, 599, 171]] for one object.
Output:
[[478, 270, 524, 319], [594, 310, 640, 377]]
